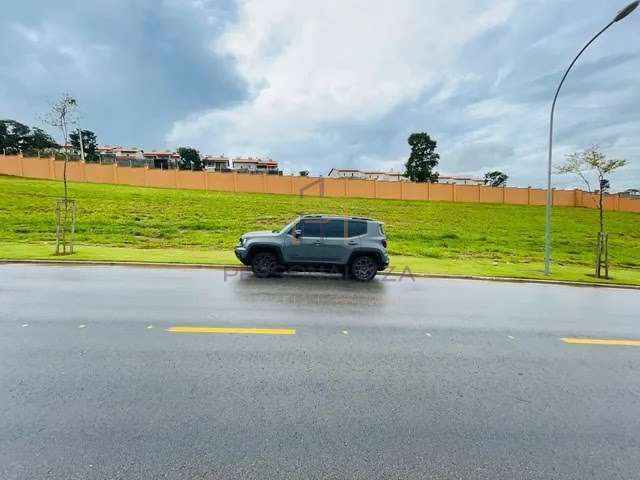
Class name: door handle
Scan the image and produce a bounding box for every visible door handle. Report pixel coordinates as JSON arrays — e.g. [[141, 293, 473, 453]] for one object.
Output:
[[347, 240, 358, 245], [313, 241, 322, 246]]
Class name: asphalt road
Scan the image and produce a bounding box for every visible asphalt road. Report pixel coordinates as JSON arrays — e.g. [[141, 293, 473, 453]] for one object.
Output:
[[1, 264, 640, 480]]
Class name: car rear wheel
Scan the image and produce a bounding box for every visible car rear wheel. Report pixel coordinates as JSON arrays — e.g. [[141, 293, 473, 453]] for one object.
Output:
[[251, 251, 279, 278], [350, 255, 378, 282]]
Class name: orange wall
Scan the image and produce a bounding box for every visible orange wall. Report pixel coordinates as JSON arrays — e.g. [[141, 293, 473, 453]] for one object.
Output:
[[529, 188, 547, 206], [117, 166, 146, 186], [347, 179, 375, 198], [402, 182, 428, 200], [177, 171, 205, 190], [51, 160, 85, 182], [205, 172, 234, 192], [85, 164, 116, 184], [236, 173, 264, 193], [580, 193, 599, 209], [429, 183, 453, 201], [323, 178, 347, 198], [455, 185, 480, 203], [479, 186, 504, 204], [147, 168, 177, 188], [375, 181, 402, 200], [553, 189, 575, 207], [21, 157, 51, 179], [294, 177, 322, 196], [3, 154, 640, 213], [265, 175, 293, 195], [504, 187, 529, 205], [0, 155, 21, 176], [620, 198, 640, 213]]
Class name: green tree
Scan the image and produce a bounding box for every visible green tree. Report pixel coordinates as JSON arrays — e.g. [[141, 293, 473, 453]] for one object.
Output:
[[0, 121, 6, 151], [484, 171, 508, 187], [70, 129, 98, 161], [403, 132, 439, 182], [27, 128, 59, 150], [177, 147, 203, 170], [0, 120, 31, 152]]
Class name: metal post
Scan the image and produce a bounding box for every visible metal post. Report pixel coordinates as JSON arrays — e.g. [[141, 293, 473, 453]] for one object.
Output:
[[544, 20, 616, 276], [545, 1, 638, 275], [78, 128, 85, 162]]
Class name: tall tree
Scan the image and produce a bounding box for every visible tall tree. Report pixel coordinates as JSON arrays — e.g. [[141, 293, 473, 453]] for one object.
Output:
[[43, 93, 78, 202], [484, 171, 508, 187], [0, 121, 7, 151], [70, 129, 98, 161], [0, 120, 31, 152], [27, 127, 59, 150], [556, 145, 627, 278], [177, 147, 203, 171], [403, 132, 440, 182]]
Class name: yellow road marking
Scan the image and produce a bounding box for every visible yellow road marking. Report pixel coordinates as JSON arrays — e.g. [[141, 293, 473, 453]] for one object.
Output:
[[561, 337, 640, 347], [167, 326, 296, 336]]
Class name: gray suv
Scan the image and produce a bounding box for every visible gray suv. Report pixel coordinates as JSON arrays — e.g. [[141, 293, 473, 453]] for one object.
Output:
[[235, 215, 389, 281]]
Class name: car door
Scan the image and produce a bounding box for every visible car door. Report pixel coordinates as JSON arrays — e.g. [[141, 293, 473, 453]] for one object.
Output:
[[322, 219, 350, 263], [285, 219, 326, 262]]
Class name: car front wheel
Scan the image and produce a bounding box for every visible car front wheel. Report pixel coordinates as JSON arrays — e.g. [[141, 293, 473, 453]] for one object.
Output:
[[350, 255, 378, 282], [251, 251, 279, 278]]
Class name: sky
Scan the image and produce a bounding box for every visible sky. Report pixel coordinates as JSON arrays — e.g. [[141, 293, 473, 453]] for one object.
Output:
[[2, 0, 640, 189]]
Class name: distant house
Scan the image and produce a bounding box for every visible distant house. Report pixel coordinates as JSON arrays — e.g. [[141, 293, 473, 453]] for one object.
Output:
[[361, 171, 405, 182], [232, 157, 280, 174], [96, 145, 145, 165], [621, 188, 640, 197], [327, 168, 406, 181], [437, 176, 485, 186], [143, 150, 180, 169], [202, 155, 231, 172], [328, 168, 485, 185]]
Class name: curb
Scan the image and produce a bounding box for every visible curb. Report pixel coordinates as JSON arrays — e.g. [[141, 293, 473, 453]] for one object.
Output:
[[2, 259, 639, 291]]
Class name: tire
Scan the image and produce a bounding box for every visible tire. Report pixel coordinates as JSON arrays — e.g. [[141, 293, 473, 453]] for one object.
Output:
[[251, 251, 279, 278], [349, 255, 378, 282]]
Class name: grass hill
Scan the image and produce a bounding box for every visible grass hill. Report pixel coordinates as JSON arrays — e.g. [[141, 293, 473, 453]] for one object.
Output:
[[1, 175, 639, 285]]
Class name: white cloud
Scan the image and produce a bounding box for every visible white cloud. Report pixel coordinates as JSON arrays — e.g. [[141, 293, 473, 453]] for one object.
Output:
[[167, 0, 516, 166]]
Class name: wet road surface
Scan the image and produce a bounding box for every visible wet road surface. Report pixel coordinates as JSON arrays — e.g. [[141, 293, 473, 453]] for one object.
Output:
[[1, 264, 639, 479]]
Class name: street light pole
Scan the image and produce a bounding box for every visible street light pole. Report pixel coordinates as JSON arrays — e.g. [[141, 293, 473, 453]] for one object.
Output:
[[544, 1, 639, 276], [78, 128, 85, 162]]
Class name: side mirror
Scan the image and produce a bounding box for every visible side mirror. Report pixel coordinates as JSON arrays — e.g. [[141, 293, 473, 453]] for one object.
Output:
[[294, 229, 302, 238]]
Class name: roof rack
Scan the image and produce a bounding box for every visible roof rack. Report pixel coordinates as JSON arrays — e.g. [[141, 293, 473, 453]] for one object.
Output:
[[300, 214, 373, 221]]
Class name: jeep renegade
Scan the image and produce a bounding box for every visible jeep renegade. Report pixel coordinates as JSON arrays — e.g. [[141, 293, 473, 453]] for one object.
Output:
[[235, 215, 389, 281]]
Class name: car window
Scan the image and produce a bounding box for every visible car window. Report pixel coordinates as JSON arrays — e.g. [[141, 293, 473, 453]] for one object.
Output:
[[281, 220, 297, 235], [348, 220, 367, 237], [300, 220, 324, 237], [324, 219, 348, 238]]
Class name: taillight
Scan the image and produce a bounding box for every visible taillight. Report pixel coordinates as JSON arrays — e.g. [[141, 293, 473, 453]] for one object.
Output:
[[381, 239, 387, 248]]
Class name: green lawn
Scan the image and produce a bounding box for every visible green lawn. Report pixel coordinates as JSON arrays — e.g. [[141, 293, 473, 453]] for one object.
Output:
[[1, 175, 640, 285]]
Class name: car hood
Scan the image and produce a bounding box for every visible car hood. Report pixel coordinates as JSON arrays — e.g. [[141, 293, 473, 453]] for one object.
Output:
[[242, 230, 279, 239]]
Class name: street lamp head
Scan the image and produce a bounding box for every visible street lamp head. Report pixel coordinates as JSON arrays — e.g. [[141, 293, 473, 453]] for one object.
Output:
[[614, 1, 639, 22]]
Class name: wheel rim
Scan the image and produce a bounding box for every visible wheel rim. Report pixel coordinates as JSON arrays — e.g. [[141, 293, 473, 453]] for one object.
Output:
[[254, 254, 276, 275], [353, 257, 375, 279]]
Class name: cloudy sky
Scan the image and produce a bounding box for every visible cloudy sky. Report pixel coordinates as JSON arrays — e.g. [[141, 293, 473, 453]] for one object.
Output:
[[2, 0, 640, 188]]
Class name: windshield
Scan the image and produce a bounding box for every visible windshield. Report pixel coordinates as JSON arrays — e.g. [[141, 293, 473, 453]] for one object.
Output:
[[280, 217, 300, 235]]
